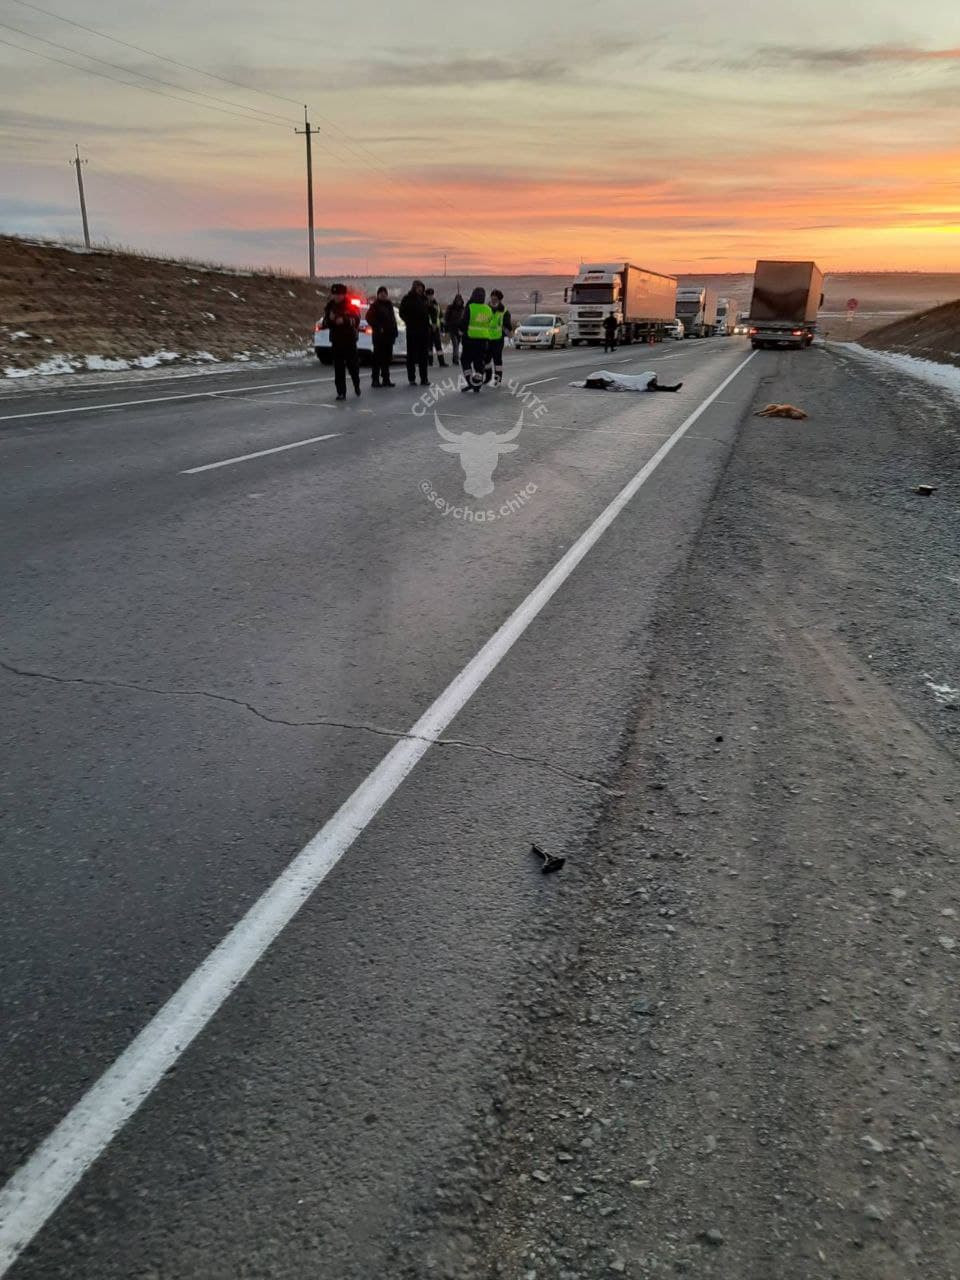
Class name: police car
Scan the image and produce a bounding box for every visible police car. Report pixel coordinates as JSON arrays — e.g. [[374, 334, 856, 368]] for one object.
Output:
[[313, 293, 407, 365]]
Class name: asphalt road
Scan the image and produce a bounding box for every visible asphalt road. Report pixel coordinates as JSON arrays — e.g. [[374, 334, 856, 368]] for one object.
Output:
[[1, 336, 765, 1277]]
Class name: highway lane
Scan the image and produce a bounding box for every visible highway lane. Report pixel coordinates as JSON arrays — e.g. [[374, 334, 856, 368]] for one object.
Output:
[[1, 337, 761, 1277]]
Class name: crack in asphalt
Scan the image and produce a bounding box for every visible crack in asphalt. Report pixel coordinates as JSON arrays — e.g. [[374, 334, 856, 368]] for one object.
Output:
[[0, 658, 624, 797]]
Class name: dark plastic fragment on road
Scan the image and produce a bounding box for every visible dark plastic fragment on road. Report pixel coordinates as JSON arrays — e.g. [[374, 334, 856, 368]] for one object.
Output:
[[531, 843, 565, 874], [913, 484, 938, 495]]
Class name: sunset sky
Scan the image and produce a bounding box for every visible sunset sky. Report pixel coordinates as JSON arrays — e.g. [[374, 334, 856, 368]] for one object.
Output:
[[2, 0, 959, 274]]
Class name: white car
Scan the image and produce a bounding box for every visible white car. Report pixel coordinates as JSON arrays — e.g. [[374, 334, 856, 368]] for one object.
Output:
[[314, 294, 407, 365], [514, 313, 569, 350], [664, 319, 685, 340]]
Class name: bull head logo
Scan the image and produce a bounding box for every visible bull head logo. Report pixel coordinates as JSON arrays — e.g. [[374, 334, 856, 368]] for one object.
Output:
[[434, 411, 524, 497]]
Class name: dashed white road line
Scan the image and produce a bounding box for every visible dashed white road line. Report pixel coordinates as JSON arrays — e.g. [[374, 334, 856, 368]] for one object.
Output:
[[0, 350, 757, 1277], [181, 433, 342, 474]]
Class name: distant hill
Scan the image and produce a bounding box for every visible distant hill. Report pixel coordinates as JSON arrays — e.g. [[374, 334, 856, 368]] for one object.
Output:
[[0, 235, 328, 378], [859, 300, 960, 369]]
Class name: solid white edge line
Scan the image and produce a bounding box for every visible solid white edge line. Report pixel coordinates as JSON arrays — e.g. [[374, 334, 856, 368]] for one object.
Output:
[[181, 433, 341, 474], [0, 377, 332, 423], [0, 350, 756, 1274]]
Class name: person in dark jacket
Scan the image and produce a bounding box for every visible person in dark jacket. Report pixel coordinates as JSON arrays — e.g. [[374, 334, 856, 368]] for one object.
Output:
[[444, 293, 464, 365], [459, 286, 492, 393], [484, 288, 513, 386], [602, 311, 618, 353], [365, 287, 398, 388], [398, 279, 432, 386], [322, 283, 361, 400], [425, 287, 446, 367]]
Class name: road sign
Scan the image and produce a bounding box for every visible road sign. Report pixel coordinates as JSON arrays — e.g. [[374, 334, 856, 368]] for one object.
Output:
[[846, 298, 859, 311]]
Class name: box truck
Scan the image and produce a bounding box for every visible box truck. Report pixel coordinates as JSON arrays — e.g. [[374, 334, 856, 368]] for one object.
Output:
[[675, 286, 718, 338], [748, 260, 824, 349], [565, 262, 677, 345]]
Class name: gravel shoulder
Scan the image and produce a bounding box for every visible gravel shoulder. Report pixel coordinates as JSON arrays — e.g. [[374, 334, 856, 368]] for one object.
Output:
[[389, 345, 960, 1279]]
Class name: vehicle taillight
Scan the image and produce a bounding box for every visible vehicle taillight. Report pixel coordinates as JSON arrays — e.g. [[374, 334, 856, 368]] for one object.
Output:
[[315, 321, 325, 331], [350, 297, 365, 310], [749, 327, 758, 335], [791, 329, 802, 336]]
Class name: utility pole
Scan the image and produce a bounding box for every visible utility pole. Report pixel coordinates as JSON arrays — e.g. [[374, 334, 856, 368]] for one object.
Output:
[[294, 106, 318, 279], [442, 252, 447, 277], [73, 145, 90, 249]]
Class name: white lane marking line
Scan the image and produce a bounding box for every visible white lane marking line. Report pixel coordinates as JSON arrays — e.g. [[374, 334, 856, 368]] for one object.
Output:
[[0, 350, 756, 1276], [0, 377, 333, 423], [520, 376, 558, 387], [181, 433, 341, 474]]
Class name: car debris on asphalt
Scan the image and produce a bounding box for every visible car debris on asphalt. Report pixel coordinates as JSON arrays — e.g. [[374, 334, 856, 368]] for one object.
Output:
[[531, 843, 565, 874]]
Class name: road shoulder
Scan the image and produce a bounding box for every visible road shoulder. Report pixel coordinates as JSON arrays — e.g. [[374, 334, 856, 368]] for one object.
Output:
[[390, 346, 960, 1279]]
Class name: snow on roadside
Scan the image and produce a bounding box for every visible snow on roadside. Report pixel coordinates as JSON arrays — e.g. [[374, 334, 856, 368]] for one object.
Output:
[[1, 348, 312, 391], [5, 350, 182, 378], [136, 351, 180, 369], [3, 355, 76, 378], [924, 675, 960, 710], [841, 343, 960, 402]]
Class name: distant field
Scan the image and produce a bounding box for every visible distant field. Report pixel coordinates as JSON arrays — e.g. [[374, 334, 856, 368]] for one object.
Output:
[[0, 234, 327, 377], [351, 270, 960, 339]]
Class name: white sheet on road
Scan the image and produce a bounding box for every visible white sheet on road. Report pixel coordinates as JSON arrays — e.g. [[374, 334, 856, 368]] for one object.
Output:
[[569, 370, 659, 391]]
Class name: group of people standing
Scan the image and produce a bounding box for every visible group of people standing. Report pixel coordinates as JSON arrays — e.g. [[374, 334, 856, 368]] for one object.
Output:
[[321, 279, 514, 400]]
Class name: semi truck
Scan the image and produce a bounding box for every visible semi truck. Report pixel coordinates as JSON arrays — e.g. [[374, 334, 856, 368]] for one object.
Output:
[[748, 260, 824, 349], [675, 286, 718, 338], [565, 262, 677, 345], [715, 297, 730, 336]]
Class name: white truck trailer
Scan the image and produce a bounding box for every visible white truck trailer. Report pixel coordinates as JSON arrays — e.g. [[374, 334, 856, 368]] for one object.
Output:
[[565, 262, 677, 346]]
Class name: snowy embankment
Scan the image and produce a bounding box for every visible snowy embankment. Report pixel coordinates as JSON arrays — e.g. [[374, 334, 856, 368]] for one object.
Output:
[[1, 234, 327, 386], [4, 349, 185, 378], [2, 347, 309, 383], [839, 344, 960, 401]]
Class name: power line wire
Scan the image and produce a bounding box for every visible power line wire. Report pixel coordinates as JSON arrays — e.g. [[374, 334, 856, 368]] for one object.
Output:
[[0, 19, 296, 125], [6, 0, 303, 107], [0, 34, 292, 128]]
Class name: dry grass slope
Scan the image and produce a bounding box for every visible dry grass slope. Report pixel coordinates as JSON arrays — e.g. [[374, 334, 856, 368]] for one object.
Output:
[[0, 236, 328, 374], [859, 299, 960, 368]]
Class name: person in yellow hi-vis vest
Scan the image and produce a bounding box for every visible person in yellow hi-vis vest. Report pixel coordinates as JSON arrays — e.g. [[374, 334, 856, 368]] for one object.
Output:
[[458, 286, 494, 393], [484, 289, 513, 386]]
